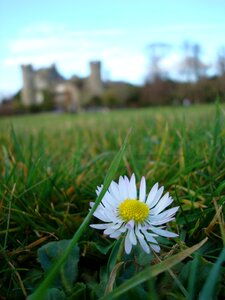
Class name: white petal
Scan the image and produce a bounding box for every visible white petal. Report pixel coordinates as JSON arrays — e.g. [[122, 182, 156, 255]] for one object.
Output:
[[142, 230, 158, 242], [149, 186, 164, 208], [101, 197, 113, 210], [119, 176, 127, 200], [139, 176, 146, 202], [150, 217, 175, 226], [146, 241, 160, 253], [93, 203, 118, 223], [150, 226, 178, 238], [152, 206, 179, 222], [94, 203, 118, 222], [124, 176, 130, 198], [128, 228, 137, 245], [150, 243, 160, 252], [139, 236, 150, 253], [93, 209, 111, 222], [90, 223, 110, 230], [124, 176, 130, 190], [118, 225, 127, 233], [128, 174, 137, 199], [96, 185, 103, 196], [135, 227, 150, 253], [146, 183, 158, 205], [101, 205, 118, 222], [108, 224, 127, 238], [107, 190, 120, 206], [90, 202, 95, 208], [125, 232, 132, 254], [141, 230, 161, 252], [150, 193, 173, 215], [109, 181, 121, 202], [104, 223, 123, 235], [102, 191, 118, 209], [110, 231, 122, 238], [126, 219, 135, 230]]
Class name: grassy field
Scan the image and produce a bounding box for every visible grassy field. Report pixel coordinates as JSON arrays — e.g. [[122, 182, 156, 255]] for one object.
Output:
[[0, 104, 224, 299]]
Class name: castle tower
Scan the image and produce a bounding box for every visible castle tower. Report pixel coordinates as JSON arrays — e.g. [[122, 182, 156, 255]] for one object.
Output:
[[21, 65, 35, 106], [87, 61, 103, 96]]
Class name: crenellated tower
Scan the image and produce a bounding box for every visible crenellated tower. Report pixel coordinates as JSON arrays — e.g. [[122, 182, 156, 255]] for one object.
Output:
[[21, 64, 35, 106], [87, 61, 103, 96]]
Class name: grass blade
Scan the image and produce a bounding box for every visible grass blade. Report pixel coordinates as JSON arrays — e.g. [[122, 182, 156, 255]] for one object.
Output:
[[187, 253, 200, 300], [10, 125, 25, 163], [100, 238, 208, 300], [199, 246, 225, 300]]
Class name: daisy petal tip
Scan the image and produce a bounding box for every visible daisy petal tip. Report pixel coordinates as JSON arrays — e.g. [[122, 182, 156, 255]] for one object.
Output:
[[131, 173, 136, 182], [125, 237, 132, 254], [154, 182, 159, 188], [170, 232, 179, 238], [143, 245, 150, 254]]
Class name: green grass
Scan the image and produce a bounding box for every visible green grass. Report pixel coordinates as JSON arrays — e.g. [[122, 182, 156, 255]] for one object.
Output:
[[0, 104, 224, 299]]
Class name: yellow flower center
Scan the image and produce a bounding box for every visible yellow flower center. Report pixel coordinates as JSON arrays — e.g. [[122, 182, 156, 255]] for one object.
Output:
[[118, 199, 149, 223]]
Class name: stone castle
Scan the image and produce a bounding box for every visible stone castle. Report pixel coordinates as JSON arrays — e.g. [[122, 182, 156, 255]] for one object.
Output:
[[21, 61, 134, 111]]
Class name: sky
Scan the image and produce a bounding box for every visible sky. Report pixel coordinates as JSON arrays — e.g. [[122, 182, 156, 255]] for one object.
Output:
[[0, 0, 225, 98]]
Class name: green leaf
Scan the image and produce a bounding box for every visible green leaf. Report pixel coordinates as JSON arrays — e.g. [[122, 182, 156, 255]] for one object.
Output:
[[100, 238, 208, 300], [28, 288, 66, 300], [126, 285, 149, 299], [134, 244, 154, 266], [199, 246, 225, 300], [89, 241, 113, 255], [30, 132, 130, 300], [37, 239, 79, 292], [69, 283, 86, 300], [44, 288, 66, 300]]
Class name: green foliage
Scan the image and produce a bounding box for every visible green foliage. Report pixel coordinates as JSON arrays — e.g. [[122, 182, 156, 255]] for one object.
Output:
[[37, 240, 80, 291], [199, 247, 225, 300], [100, 238, 208, 300], [27, 240, 80, 299], [0, 104, 224, 299], [43, 288, 66, 300]]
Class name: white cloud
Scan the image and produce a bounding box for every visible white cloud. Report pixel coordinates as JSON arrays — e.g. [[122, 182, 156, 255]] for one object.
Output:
[[104, 53, 147, 82], [21, 22, 128, 37], [160, 53, 181, 71], [144, 23, 225, 35], [4, 23, 146, 85], [21, 22, 67, 36], [3, 21, 221, 94]]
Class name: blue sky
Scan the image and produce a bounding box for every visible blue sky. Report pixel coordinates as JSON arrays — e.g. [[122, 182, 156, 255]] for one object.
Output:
[[1, 0, 225, 97]]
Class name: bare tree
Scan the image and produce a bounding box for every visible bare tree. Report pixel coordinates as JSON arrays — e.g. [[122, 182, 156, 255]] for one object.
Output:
[[217, 46, 225, 76], [147, 43, 171, 82], [180, 41, 208, 82]]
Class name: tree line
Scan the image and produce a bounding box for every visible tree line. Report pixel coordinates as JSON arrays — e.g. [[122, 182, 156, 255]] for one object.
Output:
[[139, 42, 225, 106]]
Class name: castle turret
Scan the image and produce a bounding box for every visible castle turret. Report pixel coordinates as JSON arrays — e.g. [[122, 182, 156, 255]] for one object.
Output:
[[21, 64, 35, 106], [87, 61, 103, 96]]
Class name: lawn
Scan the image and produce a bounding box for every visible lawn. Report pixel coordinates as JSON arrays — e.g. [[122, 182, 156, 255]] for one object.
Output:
[[0, 104, 224, 299]]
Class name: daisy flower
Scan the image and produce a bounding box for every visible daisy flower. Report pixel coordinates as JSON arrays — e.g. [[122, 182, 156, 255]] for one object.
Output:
[[90, 174, 179, 254]]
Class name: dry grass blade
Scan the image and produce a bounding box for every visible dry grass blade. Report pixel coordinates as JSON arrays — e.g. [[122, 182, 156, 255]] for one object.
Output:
[[104, 262, 124, 295]]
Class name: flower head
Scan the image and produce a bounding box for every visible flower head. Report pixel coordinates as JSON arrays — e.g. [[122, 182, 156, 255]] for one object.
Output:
[[90, 174, 179, 254]]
